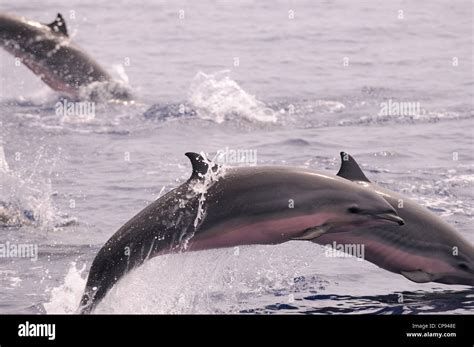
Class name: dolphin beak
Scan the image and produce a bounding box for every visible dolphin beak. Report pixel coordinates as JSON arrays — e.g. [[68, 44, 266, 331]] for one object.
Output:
[[374, 213, 405, 226]]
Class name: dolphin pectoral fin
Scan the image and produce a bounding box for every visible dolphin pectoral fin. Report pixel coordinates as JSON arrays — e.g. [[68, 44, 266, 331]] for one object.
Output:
[[401, 270, 433, 283], [291, 225, 331, 241], [47, 13, 68, 36]]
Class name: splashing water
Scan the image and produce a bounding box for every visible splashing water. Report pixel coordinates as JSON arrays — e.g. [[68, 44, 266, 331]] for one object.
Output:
[[0, 145, 9, 173], [111, 64, 130, 85], [43, 262, 87, 314], [94, 243, 317, 314], [78, 80, 133, 102], [177, 152, 226, 249], [189, 152, 226, 229], [0, 145, 75, 228], [188, 71, 277, 123]]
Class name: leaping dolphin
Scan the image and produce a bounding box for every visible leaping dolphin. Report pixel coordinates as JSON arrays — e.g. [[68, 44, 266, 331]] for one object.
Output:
[[314, 152, 474, 286], [78, 153, 403, 313], [0, 12, 130, 100]]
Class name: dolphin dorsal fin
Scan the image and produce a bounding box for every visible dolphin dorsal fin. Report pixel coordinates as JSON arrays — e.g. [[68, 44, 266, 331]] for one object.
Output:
[[336, 152, 371, 182], [185, 152, 214, 180], [48, 13, 68, 36]]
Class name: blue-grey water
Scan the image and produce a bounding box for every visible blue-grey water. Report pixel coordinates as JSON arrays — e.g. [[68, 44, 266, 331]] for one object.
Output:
[[0, 0, 473, 314]]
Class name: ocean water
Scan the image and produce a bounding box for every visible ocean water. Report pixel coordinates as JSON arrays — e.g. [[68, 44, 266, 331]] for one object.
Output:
[[0, 0, 473, 314]]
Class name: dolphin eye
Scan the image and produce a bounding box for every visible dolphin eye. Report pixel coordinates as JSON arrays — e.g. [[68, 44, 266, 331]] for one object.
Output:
[[458, 263, 469, 271], [348, 206, 360, 214]]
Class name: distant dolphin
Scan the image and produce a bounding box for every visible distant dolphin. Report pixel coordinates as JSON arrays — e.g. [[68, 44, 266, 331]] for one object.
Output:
[[0, 12, 130, 100], [78, 153, 403, 313], [315, 152, 474, 286]]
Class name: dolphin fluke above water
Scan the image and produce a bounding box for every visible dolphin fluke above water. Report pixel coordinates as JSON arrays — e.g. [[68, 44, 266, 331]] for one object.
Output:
[[78, 153, 404, 313], [317, 152, 474, 286], [0, 12, 131, 100]]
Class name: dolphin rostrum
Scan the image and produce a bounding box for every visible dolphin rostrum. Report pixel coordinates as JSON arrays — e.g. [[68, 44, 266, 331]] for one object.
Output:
[[78, 153, 404, 313], [315, 152, 474, 286], [0, 12, 130, 100]]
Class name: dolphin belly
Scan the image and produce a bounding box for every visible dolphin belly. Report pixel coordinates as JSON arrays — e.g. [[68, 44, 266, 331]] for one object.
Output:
[[188, 212, 336, 251]]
